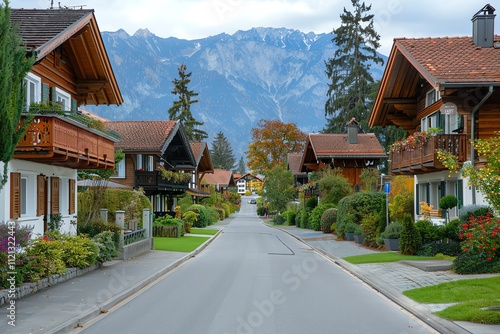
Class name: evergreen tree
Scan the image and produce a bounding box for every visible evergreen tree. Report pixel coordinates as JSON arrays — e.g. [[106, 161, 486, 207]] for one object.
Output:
[[168, 64, 208, 141], [0, 1, 35, 190], [236, 156, 246, 174], [210, 131, 236, 170], [324, 0, 383, 133]]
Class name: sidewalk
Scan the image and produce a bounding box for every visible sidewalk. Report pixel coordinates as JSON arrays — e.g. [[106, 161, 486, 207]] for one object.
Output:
[[274, 224, 500, 334]]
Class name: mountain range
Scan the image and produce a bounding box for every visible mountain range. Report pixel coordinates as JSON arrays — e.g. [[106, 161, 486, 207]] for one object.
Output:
[[86, 27, 387, 160]]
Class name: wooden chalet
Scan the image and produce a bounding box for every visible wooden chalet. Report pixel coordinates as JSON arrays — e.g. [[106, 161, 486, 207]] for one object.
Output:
[[287, 153, 308, 187], [202, 169, 236, 194], [1, 8, 122, 236], [234, 173, 263, 194], [187, 142, 214, 201], [300, 119, 387, 191], [369, 4, 500, 219], [104, 120, 196, 215]]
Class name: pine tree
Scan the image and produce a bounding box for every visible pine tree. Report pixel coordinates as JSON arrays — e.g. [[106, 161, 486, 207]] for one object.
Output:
[[0, 1, 35, 190], [210, 131, 236, 170], [168, 64, 208, 141], [324, 0, 383, 133], [236, 156, 246, 174]]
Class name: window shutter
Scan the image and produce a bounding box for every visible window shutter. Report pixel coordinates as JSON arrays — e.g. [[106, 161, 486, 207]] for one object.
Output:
[[457, 179, 463, 209], [415, 185, 420, 215], [10, 173, 21, 219], [37, 175, 46, 216], [51, 87, 57, 102], [71, 98, 77, 112], [42, 83, 50, 103], [69, 179, 75, 214], [51, 177, 60, 214]]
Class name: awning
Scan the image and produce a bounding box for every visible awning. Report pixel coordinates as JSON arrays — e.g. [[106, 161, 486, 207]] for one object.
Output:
[[186, 188, 211, 197]]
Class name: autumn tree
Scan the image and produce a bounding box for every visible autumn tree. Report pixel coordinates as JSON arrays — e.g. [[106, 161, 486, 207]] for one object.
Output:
[[246, 119, 306, 175], [210, 131, 236, 170], [0, 1, 35, 190], [168, 64, 208, 141], [324, 0, 383, 133], [263, 165, 295, 213]]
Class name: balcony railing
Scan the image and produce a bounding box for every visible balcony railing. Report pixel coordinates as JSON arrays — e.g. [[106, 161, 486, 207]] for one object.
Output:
[[135, 170, 189, 192], [13, 115, 116, 170], [390, 134, 467, 175]]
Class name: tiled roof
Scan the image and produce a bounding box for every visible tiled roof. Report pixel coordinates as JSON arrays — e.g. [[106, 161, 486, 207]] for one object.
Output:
[[308, 133, 387, 158], [104, 121, 177, 151], [202, 169, 234, 187], [287, 153, 303, 173], [395, 36, 500, 84], [189, 142, 205, 163]]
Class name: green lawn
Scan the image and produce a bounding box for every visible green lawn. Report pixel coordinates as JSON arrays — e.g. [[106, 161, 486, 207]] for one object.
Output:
[[189, 228, 219, 236], [403, 276, 500, 324], [342, 252, 454, 264], [154, 236, 210, 252]]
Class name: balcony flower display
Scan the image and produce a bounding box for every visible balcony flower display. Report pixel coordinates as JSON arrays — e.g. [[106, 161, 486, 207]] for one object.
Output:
[[391, 131, 433, 153], [157, 167, 191, 184]]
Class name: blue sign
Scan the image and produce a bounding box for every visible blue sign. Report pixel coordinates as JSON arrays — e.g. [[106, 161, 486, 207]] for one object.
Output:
[[384, 182, 390, 194]]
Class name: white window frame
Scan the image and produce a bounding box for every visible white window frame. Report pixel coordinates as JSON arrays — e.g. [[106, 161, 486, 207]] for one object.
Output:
[[24, 73, 41, 110], [425, 89, 441, 108], [137, 154, 143, 170], [113, 159, 125, 178], [54, 87, 71, 111], [147, 156, 154, 171]]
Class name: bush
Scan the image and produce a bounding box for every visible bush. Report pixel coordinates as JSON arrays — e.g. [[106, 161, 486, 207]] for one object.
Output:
[[285, 211, 296, 226], [444, 218, 461, 242], [399, 214, 421, 255], [439, 195, 458, 211], [305, 197, 318, 211], [93, 231, 118, 263], [388, 192, 413, 223], [309, 204, 335, 231], [345, 222, 358, 233], [60, 235, 98, 268], [380, 221, 402, 239], [415, 219, 444, 244], [273, 214, 286, 225], [182, 211, 198, 233], [0, 222, 32, 253], [452, 253, 500, 274], [320, 208, 337, 234], [416, 241, 461, 256], [187, 204, 211, 227], [337, 192, 385, 239], [25, 238, 67, 280], [459, 214, 500, 261], [360, 212, 381, 246], [458, 204, 494, 222], [205, 206, 221, 224], [257, 204, 266, 216], [300, 210, 310, 229]]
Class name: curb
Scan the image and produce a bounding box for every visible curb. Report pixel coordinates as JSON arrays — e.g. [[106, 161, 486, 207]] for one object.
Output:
[[272, 225, 472, 334], [49, 229, 223, 334]]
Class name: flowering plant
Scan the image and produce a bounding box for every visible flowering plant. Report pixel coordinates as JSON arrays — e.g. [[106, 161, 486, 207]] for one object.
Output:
[[459, 213, 500, 261], [297, 182, 318, 192], [419, 201, 433, 218], [391, 131, 432, 153]]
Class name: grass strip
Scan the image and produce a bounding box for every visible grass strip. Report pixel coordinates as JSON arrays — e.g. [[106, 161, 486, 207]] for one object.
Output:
[[342, 252, 440, 264], [154, 236, 210, 252], [189, 228, 219, 236]]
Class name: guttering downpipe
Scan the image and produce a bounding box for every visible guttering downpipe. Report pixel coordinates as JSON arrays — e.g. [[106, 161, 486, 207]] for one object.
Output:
[[470, 85, 494, 204]]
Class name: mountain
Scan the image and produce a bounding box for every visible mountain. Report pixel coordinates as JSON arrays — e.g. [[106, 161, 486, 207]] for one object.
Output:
[[87, 27, 387, 159]]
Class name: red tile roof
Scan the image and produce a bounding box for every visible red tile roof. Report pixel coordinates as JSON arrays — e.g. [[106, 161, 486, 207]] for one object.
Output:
[[287, 153, 303, 173], [395, 36, 500, 85], [307, 133, 387, 158], [202, 169, 235, 188], [189, 142, 205, 163], [104, 121, 178, 151]]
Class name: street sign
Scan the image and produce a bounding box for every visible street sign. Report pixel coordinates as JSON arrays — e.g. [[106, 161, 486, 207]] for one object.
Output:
[[384, 182, 390, 194]]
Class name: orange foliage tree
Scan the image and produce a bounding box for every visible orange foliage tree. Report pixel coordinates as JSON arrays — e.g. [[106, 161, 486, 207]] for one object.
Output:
[[246, 119, 306, 175]]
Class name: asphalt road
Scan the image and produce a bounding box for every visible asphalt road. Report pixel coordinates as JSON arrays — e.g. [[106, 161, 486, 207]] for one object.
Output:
[[78, 199, 437, 334]]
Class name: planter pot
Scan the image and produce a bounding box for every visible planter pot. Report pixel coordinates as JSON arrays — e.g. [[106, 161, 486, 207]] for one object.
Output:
[[345, 232, 355, 241], [354, 234, 365, 244], [384, 238, 400, 251]]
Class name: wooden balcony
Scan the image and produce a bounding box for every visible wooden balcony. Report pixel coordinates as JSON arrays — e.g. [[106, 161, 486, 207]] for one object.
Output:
[[135, 170, 189, 194], [390, 134, 467, 175], [13, 115, 116, 170]]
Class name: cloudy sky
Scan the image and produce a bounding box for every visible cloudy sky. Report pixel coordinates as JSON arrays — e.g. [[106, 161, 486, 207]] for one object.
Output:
[[10, 0, 488, 55]]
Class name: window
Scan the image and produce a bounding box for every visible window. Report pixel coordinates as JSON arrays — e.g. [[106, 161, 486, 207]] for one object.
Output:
[[54, 88, 71, 111], [136, 154, 143, 170], [24, 73, 41, 109], [147, 156, 154, 171], [425, 89, 440, 108], [114, 159, 125, 178], [21, 177, 27, 215]]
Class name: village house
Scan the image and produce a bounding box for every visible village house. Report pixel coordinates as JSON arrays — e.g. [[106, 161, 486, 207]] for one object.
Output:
[[369, 4, 500, 220], [0, 8, 122, 236]]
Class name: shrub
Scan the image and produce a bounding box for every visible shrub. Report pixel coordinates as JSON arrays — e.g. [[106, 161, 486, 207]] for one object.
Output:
[[0, 222, 32, 253], [295, 209, 303, 227], [444, 218, 461, 242], [317, 170, 353, 205], [187, 204, 211, 227], [388, 192, 413, 223], [60, 235, 99, 268], [345, 222, 358, 233], [274, 214, 286, 225], [182, 211, 198, 233], [285, 211, 296, 226], [25, 238, 67, 280], [77, 219, 121, 242], [439, 195, 458, 211], [153, 216, 184, 237], [452, 253, 500, 274], [320, 208, 337, 234], [93, 231, 118, 263], [337, 192, 385, 239], [416, 241, 461, 256], [415, 219, 444, 244], [458, 204, 494, 222], [205, 206, 221, 224], [399, 214, 421, 255], [300, 210, 309, 229], [257, 204, 266, 216], [360, 212, 381, 247], [381, 221, 402, 239], [309, 204, 335, 231], [305, 197, 318, 211], [459, 214, 500, 262]]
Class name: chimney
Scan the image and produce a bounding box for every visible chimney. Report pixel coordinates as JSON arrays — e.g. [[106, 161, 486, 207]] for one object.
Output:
[[346, 118, 359, 144], [472, 4, 496, 47]]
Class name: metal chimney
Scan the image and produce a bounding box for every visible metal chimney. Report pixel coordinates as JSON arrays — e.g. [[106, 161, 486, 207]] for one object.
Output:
[[346, 118, 359, 144], [472, 4, 496, 47]]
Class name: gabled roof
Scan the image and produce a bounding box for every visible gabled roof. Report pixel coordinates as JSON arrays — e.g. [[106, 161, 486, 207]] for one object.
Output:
[[369, 35, 500, 127], [104, 121, 178, 152], [190, 142, 214, 174], [11, 8, 122, 106], [305, 133, 387, 159], [202, 169, 235, 188], [287, 153, 304, 174], [234, 173, 263, 182]]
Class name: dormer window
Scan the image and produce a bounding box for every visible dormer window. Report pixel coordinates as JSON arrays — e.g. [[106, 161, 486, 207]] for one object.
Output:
[[425, 89, 440, 108]]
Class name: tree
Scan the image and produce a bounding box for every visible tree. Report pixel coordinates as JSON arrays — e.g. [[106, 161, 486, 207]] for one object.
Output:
[[317, 169, 353, 205], [246, 119, 306, 175], [210, 131, 236, 170], [236, 156, 246, 174], [0, 1, 35, 190], [324, 0, 384, 133], [168, 64, 207, 141], [263, 165, 295, 213]]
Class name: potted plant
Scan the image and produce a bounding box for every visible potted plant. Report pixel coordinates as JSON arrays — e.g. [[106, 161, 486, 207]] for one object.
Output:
[[381, 221, 402, 251], [344, 222, 357, 241], [353, 224, 365, 244]]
